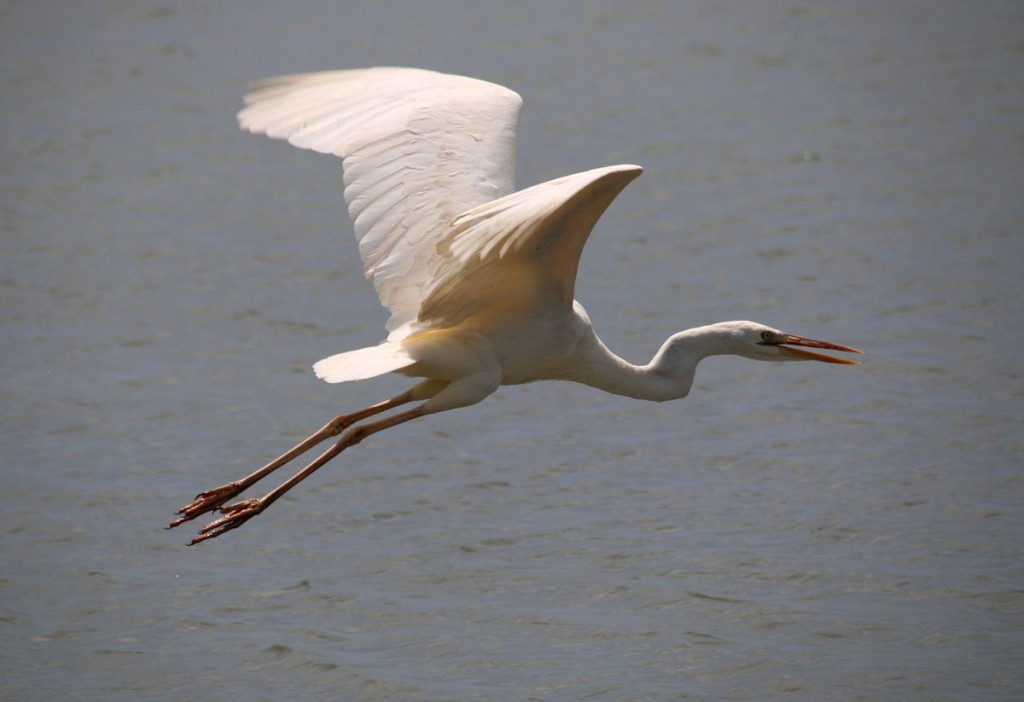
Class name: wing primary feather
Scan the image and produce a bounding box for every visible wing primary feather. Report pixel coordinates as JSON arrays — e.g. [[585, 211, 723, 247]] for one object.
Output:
[[239, 68, 534, 339]]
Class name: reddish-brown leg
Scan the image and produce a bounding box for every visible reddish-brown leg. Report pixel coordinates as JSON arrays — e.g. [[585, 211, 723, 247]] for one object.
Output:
[[167, 390, 414, 530], [188, 404, 430, 544]]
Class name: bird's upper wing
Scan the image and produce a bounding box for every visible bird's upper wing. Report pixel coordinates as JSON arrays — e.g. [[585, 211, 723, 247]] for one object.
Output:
[[238, 67, 523, 336]]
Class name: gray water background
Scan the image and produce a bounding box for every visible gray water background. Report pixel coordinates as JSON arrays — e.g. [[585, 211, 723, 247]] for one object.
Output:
[[2, 1, 1022, 700]]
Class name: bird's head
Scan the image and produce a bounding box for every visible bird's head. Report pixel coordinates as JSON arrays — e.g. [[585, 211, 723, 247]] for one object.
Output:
[[713, 321, 862, 364]]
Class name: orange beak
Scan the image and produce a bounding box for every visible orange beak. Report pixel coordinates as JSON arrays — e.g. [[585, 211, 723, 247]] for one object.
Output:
[[778, 334, 863, 364]]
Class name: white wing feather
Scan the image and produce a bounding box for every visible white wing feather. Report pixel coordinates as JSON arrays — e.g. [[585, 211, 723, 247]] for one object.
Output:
[[418, 165, 642, 329], [238, 67, 523, 338], [239, 68, 641, 385]]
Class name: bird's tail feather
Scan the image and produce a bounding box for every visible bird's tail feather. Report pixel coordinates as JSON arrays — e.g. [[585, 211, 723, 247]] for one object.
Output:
[[313, 342, 415, 383]]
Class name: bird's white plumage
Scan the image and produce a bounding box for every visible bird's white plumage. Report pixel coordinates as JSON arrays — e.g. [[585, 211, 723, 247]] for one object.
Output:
[[238, 67, 523, 338], [170, 67, 860, 544], [240, 67, 643, 385], [311, 160, 644, 384], [420, 164, 642, 329]]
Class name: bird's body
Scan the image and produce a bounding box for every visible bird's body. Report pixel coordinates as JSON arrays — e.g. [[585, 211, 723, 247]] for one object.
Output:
[[170, 67, 860, 544]]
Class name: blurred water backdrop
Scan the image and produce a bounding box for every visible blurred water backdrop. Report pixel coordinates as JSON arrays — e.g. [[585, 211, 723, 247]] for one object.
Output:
[[2, 2, 1022, 700]]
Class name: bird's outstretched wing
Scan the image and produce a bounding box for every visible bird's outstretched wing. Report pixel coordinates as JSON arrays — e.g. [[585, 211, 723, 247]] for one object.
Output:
[[312, 163, 643, 384], [238, 67, 523, 337], [418, 164, 642, 331]]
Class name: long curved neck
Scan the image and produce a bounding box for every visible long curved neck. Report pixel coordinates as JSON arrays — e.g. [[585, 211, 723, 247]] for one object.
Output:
[[569, 326, 724, 403]]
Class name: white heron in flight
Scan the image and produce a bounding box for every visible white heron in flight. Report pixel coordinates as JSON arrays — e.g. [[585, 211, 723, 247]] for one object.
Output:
[[169, 67, 860, 544]]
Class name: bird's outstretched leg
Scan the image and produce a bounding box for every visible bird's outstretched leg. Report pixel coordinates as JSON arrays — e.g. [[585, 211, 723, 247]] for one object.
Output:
[[188, 404, 430, 544], [167, 389, 416, 530]]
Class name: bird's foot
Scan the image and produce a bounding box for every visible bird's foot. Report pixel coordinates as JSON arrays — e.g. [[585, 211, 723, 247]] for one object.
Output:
[[167, 483, 246, 529], [188, 498, 265, 545]]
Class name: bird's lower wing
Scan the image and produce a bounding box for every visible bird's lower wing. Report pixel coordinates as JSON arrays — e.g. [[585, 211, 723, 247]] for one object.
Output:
[[415, 165, 643, 329]]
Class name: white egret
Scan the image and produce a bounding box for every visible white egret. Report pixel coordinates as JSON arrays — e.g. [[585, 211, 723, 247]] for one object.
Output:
[[169, 67, 860, 544]]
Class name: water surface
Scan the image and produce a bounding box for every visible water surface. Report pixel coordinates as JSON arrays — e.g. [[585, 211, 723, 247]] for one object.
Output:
[[2, 2, 1022, 700]]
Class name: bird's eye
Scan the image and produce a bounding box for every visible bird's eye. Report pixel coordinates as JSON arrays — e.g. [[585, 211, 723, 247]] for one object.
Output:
[[760, 331, 773, 342]]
